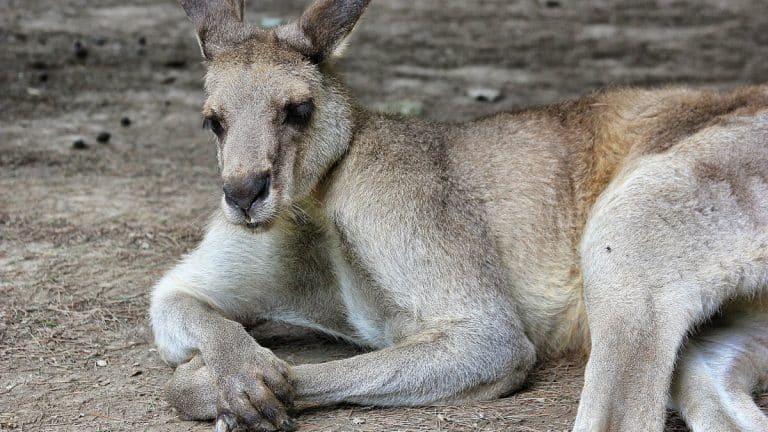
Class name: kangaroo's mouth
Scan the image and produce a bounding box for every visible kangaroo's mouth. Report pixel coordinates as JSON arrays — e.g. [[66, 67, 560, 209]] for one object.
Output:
[[244, 220, 266, 231], [225, 215, 275, 234], [220, 192, 280, 232], [244, 215, 273, 230]]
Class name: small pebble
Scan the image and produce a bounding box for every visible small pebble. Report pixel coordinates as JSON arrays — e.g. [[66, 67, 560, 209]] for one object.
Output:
[[130, 370, 143, 377], [72, 139, 89, 150], [96, 132, 111, 143], [74, 40, 89, 59], [120, 117, 132, 127], [351, 417, 365, 425], [468, 87, 502, 103], [164, 59, 187, 69], [96, 359, 107, 367]]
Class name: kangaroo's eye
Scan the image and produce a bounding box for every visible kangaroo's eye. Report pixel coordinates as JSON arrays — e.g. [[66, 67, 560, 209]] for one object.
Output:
[[284, 100, 314, 128], [203, 116, 225, 137]]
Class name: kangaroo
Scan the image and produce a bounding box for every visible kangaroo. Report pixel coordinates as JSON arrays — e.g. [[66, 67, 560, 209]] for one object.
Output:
[[149, 1, 768, 431]]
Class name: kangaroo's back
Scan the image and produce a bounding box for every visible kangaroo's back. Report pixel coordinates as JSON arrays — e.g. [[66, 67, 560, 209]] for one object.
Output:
[[431, 85, 768, 357]]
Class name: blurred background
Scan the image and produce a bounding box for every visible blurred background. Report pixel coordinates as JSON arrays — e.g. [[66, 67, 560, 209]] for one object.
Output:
[[2, 0, 766, 430]]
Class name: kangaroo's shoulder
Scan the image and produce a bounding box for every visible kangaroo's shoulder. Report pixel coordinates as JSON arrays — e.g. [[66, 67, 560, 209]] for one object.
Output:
[[342, 111, 455, 176]]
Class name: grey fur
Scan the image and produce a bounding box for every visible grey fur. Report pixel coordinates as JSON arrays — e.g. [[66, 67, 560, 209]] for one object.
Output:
[[151, 1, 768, 431]]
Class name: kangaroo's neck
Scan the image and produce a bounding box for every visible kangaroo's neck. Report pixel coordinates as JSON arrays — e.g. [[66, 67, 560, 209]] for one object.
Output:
[[310, 89, 413, 196]]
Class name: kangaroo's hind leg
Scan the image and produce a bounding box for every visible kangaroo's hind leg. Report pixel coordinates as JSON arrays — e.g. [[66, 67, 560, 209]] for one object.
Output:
[[671, 306, 768, 432], [573, 126, 768, 431]]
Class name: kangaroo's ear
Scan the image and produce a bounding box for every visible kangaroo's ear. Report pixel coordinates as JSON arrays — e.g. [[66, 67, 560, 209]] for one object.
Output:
[[180, 0, 257, 59], [276, 0, 371, 64]]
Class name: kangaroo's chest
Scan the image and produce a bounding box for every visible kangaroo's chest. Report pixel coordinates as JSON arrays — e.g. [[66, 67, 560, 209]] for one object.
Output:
[[322, 172, 436, 350], [329, 244, 394, 349]]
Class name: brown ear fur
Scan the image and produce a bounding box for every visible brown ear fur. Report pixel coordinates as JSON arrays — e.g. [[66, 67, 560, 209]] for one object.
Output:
[[179, 0, 258, 59], [278, 0, 371, 63]]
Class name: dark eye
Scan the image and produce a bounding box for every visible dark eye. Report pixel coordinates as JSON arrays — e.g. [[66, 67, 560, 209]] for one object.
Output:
[[203, 116, 225, 137], [284, 100, 314, 128]]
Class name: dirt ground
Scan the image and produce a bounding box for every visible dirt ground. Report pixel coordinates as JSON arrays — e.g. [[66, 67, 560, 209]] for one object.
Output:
[[2, 0, 767, 431]]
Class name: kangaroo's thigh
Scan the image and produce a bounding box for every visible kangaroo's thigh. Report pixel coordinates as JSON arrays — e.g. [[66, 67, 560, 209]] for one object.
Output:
[[574, 152, 768, 431]]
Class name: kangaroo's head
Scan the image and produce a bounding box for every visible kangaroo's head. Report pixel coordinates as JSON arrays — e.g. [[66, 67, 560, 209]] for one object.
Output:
[[180, 0, 370, 229]]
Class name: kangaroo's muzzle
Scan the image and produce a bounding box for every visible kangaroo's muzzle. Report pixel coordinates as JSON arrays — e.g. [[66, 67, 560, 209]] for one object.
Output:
[[223, 172, 271, 218]]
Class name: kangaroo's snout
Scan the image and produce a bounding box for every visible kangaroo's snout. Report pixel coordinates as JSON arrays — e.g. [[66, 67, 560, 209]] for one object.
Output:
[[223, 173, 271, 215]]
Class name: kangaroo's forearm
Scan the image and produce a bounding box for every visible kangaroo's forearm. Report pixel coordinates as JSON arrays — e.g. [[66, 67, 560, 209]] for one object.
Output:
[[292, 331, 535, 406], [150, 290, 252, 366], [149, 216, 296, 366]]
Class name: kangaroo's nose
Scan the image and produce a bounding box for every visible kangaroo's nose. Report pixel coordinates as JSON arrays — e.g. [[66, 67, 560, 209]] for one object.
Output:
[[223, 173, 271, 213]]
